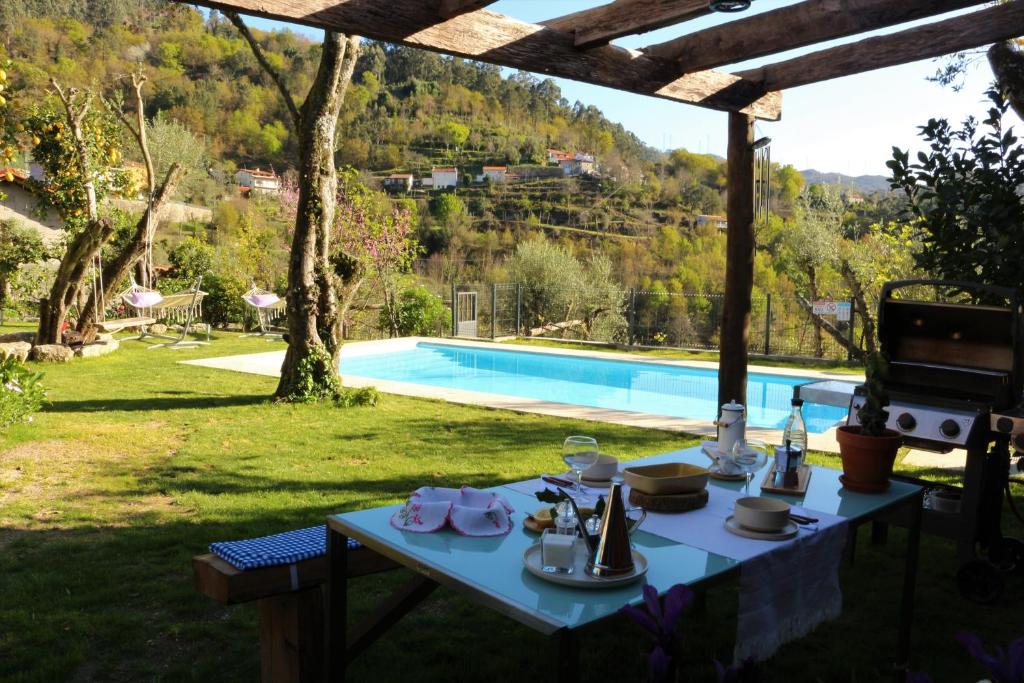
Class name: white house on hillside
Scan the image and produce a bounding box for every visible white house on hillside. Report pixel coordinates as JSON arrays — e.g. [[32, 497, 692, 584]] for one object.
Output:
[[696, 214, 727, 230], [558, 153, 596, 177], [382, 173, 414, 193], [481, 166, 507, 183], [234, 168, 281, 193], [431, 167, 458, 189]]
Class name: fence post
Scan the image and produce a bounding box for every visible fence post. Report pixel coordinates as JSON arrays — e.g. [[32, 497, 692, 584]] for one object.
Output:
[[629, 289, 637, 345], [515, 284, 522, 337], [491, 283, 497, 339], [451, 283, 457, 337], [763, 293, 772, 356], [847, 296, 856, 361]]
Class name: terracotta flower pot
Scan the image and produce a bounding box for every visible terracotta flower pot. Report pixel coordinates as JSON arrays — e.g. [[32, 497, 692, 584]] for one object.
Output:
[[835, 425, 902, 493]]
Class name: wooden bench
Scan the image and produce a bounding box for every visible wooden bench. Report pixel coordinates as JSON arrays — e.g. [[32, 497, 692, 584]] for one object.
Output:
[[193, 546, 399, 682]]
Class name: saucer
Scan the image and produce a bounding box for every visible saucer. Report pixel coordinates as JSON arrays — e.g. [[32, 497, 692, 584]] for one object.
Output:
[[708, 464, 745, 481], [563, 471, 617, 489], [701, 441, 760, 460], [724, 515, 799, 540]]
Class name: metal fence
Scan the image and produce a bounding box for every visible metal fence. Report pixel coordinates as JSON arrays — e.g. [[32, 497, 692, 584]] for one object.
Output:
[[448, 284, 862, 362]]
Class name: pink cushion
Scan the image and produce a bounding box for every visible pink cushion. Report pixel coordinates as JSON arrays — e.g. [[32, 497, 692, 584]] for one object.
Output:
[[246, 294, 280, 308], [125, 291, 163, 308]]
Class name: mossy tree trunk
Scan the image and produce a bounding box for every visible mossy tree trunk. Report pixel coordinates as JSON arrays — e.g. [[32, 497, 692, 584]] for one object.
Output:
[[228, 13, 360, 400]]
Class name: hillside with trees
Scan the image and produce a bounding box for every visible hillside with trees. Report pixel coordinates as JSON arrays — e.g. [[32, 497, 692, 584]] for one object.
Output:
[[0, 0, 922, 360]]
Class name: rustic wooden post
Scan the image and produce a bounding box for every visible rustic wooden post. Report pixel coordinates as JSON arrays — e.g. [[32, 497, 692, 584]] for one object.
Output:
[[718, 112, 756, 410]]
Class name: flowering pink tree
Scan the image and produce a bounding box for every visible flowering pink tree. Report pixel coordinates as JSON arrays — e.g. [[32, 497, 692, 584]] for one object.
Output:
[[277, 169, 420, 338], [337, 199, 418, 336]]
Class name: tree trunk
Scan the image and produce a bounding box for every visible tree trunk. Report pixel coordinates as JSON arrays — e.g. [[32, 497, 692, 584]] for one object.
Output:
[[795, 295, 863, 360], [989, 40, 1024, 121], [839, 258, 875, 355], [807, 264, 825, 358], [76, 164, 183, 332], [718, 112, 756, 410], [37, 219, 113, 344], [275, 33, 360, 400]]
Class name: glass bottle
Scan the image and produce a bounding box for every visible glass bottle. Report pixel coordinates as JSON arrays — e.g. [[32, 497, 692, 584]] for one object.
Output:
[[782, 397, 808, 456]]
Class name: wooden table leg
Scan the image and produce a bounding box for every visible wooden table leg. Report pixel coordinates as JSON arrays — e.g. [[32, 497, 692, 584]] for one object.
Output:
[[327, 527, 349, 683], [894, 490, 923, 680], [259, 588, 325, 683], [557, 628, 580, 683]]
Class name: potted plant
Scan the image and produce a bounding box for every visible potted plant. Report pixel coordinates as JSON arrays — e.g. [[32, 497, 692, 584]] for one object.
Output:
[[834, 351, 902, 492]]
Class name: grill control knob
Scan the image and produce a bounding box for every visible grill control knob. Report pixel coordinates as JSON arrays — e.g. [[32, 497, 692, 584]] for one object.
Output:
[[997, 417, 1015, 433], [896, 412, 917, 432], [940, 419, 961, 439]]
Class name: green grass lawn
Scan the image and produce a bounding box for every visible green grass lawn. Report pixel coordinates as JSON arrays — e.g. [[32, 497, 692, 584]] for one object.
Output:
[[0, 327, 1020, 682]]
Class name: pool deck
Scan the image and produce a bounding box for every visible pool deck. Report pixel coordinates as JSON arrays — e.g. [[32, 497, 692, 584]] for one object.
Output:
[[182, 337, 863, 454]]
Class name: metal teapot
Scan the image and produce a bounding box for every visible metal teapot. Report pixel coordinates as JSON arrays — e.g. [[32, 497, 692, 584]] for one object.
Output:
[[714, 400, 746, 455]]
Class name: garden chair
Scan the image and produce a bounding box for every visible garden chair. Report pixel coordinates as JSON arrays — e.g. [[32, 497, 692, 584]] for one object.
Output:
[[119, 276, 210, 350], [241, 283, 286, 339]]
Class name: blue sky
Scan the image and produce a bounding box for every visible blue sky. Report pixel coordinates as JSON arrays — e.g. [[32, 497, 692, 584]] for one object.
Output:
[[240, 1, 1014, 177]]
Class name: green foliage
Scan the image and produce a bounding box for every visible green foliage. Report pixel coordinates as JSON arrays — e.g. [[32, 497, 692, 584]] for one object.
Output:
[[382, 286, 448, 336], [888, 88, 1024, 295], [23, 101, 130, 231], [167, 236, 213, 281], [334, 385, 380, 408], [857, 351, 891, 437], [0, 220, 45, 281], [0, 355, 45, 430], [286, 345, 342, 404], [201, 272, 248, 327]]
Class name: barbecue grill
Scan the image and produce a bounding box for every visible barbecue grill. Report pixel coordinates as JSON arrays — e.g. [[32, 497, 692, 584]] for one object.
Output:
[[845, 279, 1024, 602]]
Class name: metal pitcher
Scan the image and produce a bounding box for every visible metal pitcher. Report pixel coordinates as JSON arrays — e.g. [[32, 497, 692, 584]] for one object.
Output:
[[586, 483, 635, 578]]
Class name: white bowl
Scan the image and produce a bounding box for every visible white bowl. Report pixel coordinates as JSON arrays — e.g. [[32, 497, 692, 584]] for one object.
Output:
[[734, 497, 790, 533], [583, 453, 619, 481]]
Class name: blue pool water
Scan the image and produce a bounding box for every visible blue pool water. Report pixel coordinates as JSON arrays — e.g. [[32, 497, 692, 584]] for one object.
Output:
[[341, 343, 850, 433]]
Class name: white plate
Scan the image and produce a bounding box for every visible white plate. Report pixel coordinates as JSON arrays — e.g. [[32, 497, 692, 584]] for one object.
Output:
[[523, 542, 648, 588], [723, 515, 799, 541]]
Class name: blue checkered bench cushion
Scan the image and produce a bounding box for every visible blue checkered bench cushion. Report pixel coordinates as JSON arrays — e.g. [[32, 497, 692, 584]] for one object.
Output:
[[210, 524, 361, 571]]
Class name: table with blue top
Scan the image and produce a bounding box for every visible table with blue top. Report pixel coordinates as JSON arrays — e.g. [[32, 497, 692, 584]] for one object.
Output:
[[325, 446, 923, 682]]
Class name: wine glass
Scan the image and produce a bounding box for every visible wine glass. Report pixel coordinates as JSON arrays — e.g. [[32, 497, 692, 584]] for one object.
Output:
[[733, 439, 769, 495], [562, 436, 599, 501]]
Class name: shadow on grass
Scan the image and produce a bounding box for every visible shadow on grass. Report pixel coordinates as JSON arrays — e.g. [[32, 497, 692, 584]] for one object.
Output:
[[42, 394, 270, 413]]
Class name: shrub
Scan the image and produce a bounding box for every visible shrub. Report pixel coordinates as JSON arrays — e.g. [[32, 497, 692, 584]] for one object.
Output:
[[168, 236, 214, 281], [0, 356, 45, 429], [383, 286, 448, 337], [202, 272, 249, 327]]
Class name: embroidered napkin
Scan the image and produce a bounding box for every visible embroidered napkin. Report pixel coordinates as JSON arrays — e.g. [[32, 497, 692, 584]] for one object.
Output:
[[390, 486, 515, 536]]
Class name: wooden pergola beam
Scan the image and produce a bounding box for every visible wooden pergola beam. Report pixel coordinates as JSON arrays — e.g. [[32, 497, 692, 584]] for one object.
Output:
[[643, 0, 987, 74], [736, 1, 1024, 91], [542, 0, 710, 50], [184, 0, 782, 120], [439, 0, 498, 20]]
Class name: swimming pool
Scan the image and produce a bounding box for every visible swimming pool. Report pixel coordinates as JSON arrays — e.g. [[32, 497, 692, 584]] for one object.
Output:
[[341, 342, 850, 433]]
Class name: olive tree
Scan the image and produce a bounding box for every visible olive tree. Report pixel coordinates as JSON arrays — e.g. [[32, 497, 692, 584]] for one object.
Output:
[[228, 13, 360, 401]]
